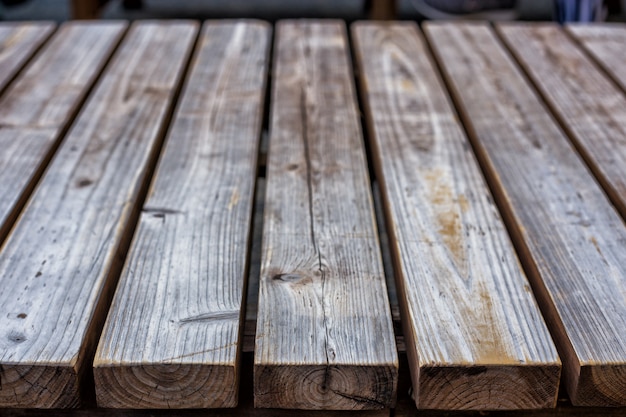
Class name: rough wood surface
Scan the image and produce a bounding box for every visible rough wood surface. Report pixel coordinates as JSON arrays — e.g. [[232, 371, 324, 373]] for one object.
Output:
[[0, 22, 126, 245], [0, 22, 55, 95], [566, 23, 626, 93], [93, 21, 270, 409], [0, 21, 197, 408], [352, 22, 560, 410], [254, 20, 398, 410], [497, 23, 626, 220], [424, 22, 626, 407]]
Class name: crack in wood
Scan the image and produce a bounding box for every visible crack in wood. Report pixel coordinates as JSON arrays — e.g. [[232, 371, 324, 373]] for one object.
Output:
[[330, 388, 387, 408], [300, 80, 331, 380]]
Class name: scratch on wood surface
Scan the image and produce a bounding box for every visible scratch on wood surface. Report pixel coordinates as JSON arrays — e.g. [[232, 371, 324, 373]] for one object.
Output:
[[178, 310, 240, 324], [161, 343, 238, 362]]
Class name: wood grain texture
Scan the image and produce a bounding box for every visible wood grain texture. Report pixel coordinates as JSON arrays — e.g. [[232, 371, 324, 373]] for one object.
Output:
[[93, 21, 270, 409], [0, 22, 55, 95], [424, 22, 626, 407], [352, 22, 560, 410], [0, 21, 197, 408], [0, 21, 126, 244], [254, 20, 398, 410], [566, 23, 626, 93], [497, 23, 626, 220]]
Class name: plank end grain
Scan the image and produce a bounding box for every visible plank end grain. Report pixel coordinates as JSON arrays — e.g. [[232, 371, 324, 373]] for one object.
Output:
[[416, 364, 560, 410], [569, 364, 626, 407], [94, 363, 238, 408], [0, 364, 79, 408], [254, 364, 397, 410]]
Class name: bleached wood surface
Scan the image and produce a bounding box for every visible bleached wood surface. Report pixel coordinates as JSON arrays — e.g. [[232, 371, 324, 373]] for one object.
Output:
[[0, 22, 126, 243], [353, 22, 560, 410], [0, 22, 55, 94], [0, 21, 197, 408], [424, 21, 626, 407], [566, 23, 626, 93], [498, 23, 626, 219], [254, 20, 398, 410], [94, 21, 270, 409]]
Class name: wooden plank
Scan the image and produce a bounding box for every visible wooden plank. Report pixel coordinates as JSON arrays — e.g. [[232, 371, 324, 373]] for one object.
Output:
[[254, 20, 398, 410], [0, 21, 126, 245], [0, 21, 197, 408], [352, 22, 560, 410], [497, 23, 626, 220], [0, 22, 55, 95], [566, 23, 626, 93], [93, 21, 270, 409], [424, 22, 626, 407]]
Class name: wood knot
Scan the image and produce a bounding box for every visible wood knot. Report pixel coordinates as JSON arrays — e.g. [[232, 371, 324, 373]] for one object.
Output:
[[272, 273, 302, 282]]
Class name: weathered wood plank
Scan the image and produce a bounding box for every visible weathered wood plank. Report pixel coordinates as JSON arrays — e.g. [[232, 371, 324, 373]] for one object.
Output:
[[0, 21, 126, 245], [497, 23, 626, 220], [254, 20, 398, 410], [424, 22, 626, 407], [0, 21, 197, 408], [0, 22, 55, 95], [93, 21, 270, 409], [566, 23, 626, 93], [352, 22, 560, 410]]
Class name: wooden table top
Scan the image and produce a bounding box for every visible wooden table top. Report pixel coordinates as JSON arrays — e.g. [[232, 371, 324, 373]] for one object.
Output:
[[0, 19, 625, 416]]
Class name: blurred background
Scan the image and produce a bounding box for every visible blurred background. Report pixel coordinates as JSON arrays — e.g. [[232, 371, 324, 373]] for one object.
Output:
[[1, 0, 625, 22]]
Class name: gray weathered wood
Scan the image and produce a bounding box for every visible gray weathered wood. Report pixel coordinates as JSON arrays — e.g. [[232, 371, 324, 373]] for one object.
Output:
[[353, 22, 560, 410], [424, 21, 626, 407], [0, 22, 55, 95], [0, 21, 126, 244], [254, 20, 398, 410], [93, 21, 270, 409], [497, 23, 626, 220], [566, 23, 626, 93], [0, 21, 197, 408]]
